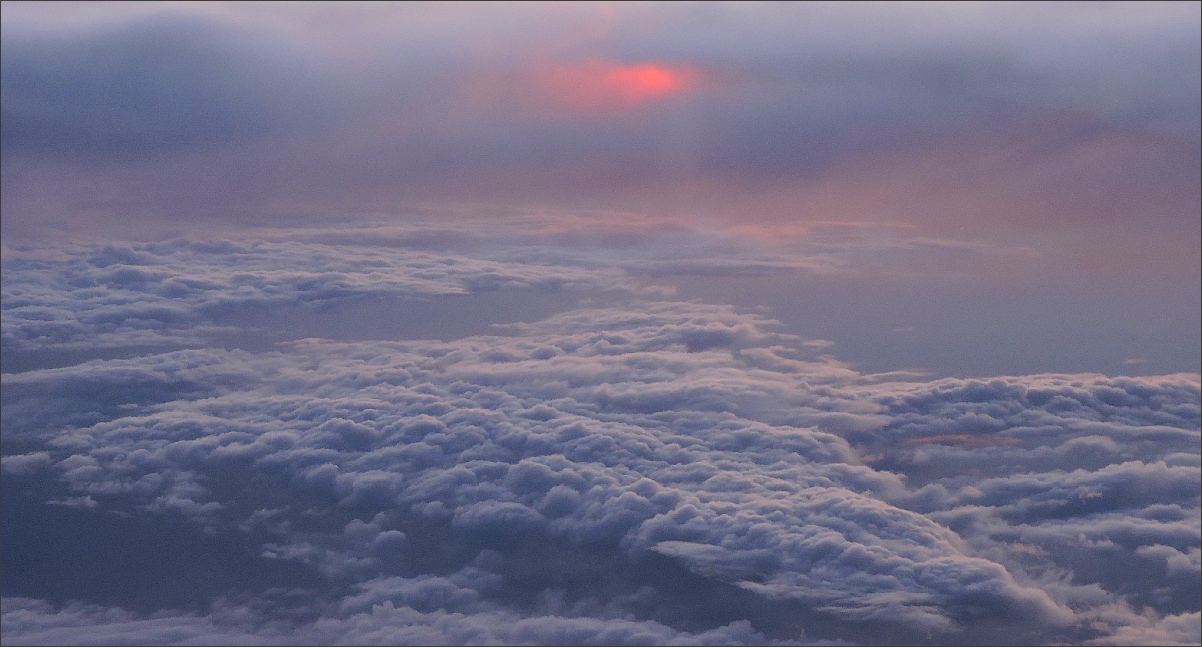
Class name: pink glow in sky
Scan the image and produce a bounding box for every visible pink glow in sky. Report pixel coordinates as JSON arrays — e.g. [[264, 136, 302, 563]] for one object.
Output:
[[1, 4, 1199, 647], [474, 59, 704, 117]]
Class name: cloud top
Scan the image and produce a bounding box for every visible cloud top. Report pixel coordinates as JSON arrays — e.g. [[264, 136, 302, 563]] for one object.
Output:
[[3, 230, 1197, 644]]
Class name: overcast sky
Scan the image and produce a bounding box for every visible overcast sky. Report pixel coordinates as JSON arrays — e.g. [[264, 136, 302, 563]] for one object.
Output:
[[2, 2, 1199, 646]]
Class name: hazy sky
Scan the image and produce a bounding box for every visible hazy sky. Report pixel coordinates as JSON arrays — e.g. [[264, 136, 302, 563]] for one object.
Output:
[[3, 0, 1199, 376], [2, 2, 1200, 646]]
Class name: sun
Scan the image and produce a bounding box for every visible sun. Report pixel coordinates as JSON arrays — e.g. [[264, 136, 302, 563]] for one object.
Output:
[[602, 63, 691, 101], [535, 59, 700, 113]]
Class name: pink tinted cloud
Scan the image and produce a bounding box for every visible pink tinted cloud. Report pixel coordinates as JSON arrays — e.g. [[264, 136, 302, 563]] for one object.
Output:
[[691, 114, 1199, 235]]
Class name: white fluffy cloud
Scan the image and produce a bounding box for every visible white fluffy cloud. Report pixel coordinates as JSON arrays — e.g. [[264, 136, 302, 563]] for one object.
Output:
[[2, 230, 1198, 646], [1, 237, 630, 354], [2, 590, 781, 647]]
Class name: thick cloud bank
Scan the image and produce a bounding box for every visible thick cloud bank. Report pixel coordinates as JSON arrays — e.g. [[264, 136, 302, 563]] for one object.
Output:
[[0, 236, 632, 355], [2, 232, 1199, 646]]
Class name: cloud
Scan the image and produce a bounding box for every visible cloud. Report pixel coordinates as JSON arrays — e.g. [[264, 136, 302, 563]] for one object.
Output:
[[0, 236, 631, 357], [1, 5, 1198, 642], [2, 2, 1196, 243], [3, 233, 1197, 644], [2, 590, 785, 647], [4, 216, 1053, 368], [0, 12, 318, 160], [1085, 610, 1201, 647]]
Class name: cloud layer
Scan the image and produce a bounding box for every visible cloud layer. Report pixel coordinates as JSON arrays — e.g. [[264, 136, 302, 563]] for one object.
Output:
[[3, 2, 1198, 244], [0, 235, 632, 356], [2, 3, 1198, 644], [3, 228, 1198, 645]]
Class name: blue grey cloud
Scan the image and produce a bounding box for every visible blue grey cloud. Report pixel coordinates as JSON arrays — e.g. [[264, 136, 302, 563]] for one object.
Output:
[[2, 2, 1197, 240], [1, 4, 1198, 643], [0, 12, 320, 160], [3, 237, 1197, 644], [1, 236, 631, 358]]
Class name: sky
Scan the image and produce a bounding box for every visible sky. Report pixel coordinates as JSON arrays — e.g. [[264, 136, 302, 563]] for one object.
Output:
[[1, 2, 1199, 645]]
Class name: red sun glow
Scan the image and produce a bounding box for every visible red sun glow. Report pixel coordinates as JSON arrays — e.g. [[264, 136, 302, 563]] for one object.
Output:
[[602, 64, 691, 100], [536, 60, 699, 112]]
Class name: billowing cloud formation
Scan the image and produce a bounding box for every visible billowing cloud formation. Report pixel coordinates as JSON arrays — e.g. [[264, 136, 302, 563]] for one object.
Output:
[[2, 594, 780, 647], [3, 215, 1045, 363], [2, 3, 1198, 644], [0, 235, 630, 355], [2, 3, 1195, 383], [3, 228, 1198, 645]]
